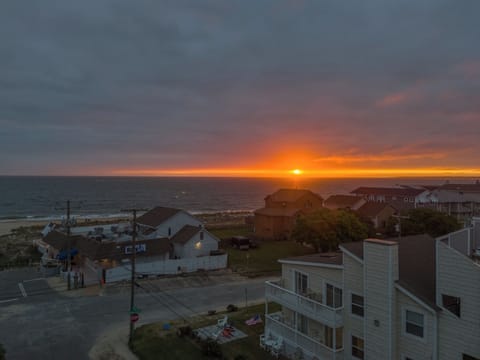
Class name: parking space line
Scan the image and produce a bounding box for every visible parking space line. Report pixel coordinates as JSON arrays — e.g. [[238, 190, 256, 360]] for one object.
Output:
[[23, 277, 45, 283], [0, 298, 19, 304], [18, 283, 27, 297]]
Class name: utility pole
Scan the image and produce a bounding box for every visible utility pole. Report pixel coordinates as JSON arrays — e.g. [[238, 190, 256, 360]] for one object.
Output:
[[392, 214, 409, 239], [121, 207, 148, 347], [56, 200, 76, 290]]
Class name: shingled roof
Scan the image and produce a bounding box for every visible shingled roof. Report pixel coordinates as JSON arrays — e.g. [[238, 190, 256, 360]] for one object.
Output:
[[43, 230, 84, 251], [171, 225, 201, 245], [351, 187, 425, 197], [341, 234, 438, 309], [266, 189, 323, 203], [324, 195, 364, 209], [137, 206, 182, 228], [356, 201, 396, 217]]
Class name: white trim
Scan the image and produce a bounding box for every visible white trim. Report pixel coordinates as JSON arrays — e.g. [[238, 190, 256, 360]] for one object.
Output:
[[387, 246, 393, 359], [339, 245, 364, 264], [401, 306, 427, 344], [395, 283, 437, 314], [350, 290, 365, 319], [279, 259, 343, 269]]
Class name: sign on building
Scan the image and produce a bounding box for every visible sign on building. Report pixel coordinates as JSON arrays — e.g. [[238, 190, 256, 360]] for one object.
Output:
[[124, 243, 147, 254]]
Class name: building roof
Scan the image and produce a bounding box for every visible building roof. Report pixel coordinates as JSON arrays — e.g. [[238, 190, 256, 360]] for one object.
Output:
[[351, 187, 425, 197], [137, 206, 182, 228], [266, 188, 323, 203], [254, 207, 302, 217], [342, 234, 438, 309], [356, 201, 396, 217], [324, 195, 364, 209], [43, 230, 84, 251], [171, 225, 201, 245], [281, 252, 343, 266], [437, 182, 480, 193], [78, 237, 171, 261]]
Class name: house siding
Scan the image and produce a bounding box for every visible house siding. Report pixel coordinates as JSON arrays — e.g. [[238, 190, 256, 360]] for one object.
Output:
[[281, 263, 343, 296], [395, 291, 435, 360], [343, 253, 364, 360], [181, 231, 218, 258], [437, 241, 480, 360]]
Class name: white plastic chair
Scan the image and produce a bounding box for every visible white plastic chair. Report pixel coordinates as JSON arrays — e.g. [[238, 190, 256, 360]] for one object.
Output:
[[217, 315, 228, 328]]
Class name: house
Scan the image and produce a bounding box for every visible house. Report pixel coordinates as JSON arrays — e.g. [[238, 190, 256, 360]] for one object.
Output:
[[355, 201, 397, 229], [171, 224, 219, 258], [324, 195, 366, 211], [351, 186, 429, 210], [254, 189, 324, 240], [424, 182, 480, 221], [262, 218, 480, 360], [137, 206, 202, 239]]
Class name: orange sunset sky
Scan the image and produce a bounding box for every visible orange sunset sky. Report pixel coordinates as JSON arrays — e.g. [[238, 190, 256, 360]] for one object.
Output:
[[1, 1, 479, 178]]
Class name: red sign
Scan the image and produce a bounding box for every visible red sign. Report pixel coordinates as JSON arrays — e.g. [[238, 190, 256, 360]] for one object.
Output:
[[130, 313, 139, 323]]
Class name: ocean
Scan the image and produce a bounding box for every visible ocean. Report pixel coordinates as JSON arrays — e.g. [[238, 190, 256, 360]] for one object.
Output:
[[0, 176, 475, 220]]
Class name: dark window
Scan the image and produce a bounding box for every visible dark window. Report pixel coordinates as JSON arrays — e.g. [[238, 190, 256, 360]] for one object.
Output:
[[351, 335, 364, 359], [442, 294, 461, 317], [200, 231, 204, 240], [295, 271, 308, 295], [405, 310, 424, 338], [351, 294, 364, 317], [168, 227, 171, 236], [326, 284, 343, 308]]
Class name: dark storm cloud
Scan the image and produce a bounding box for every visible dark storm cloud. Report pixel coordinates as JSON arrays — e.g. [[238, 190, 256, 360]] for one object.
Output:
[[1, 0, 479, 174]]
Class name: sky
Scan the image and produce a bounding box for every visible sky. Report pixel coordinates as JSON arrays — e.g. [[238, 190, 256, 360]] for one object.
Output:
[[1, 0, 479, 177]]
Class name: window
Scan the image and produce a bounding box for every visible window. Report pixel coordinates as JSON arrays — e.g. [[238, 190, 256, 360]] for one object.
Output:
[[351, 294, 364, 317], [168, 227, 171, 236], [326, 283, 343, 308], [324, 326, 342, 349], [200, 231, 204, 240], [297, 314, 308, 334], [351, 335, 364, 359], [405, 310, 424, 338], [295, 271, 308, 295], [442, 294, 461, 317]]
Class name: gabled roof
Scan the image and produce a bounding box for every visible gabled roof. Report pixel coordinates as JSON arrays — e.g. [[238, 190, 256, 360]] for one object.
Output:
[[171, 225, 201, 245], [356, 201, 396, 217], [266, 189, 323, 203], [137, 206, 182, 228], [324, 195, 364, 209], [254, 207, 302, 217], [351, 187, 425, 197]]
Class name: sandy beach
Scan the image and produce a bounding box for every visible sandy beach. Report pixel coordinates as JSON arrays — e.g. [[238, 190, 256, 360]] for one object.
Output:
[[0, 219, 49, 236]]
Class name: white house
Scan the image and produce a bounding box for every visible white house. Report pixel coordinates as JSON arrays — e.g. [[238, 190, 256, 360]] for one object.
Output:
[[137, 206, 203, 239], [262, 218, 480, 360], [171, 224, 220, 259]]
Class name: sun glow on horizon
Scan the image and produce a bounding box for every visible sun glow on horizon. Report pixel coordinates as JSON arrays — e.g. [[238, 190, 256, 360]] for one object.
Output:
[[108, 166, 480, 178]]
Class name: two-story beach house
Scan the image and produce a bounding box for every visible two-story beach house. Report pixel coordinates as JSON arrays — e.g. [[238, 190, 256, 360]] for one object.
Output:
[[254, 189, 324, 240], [263, 218, 480, 360]]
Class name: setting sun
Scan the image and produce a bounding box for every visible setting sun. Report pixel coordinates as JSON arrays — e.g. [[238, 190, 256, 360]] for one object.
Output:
[[291, 169, 303, 175]]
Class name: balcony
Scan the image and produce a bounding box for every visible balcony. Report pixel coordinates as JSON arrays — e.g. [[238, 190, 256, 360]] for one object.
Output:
[[265, 313, 344, 360], [265, 280, 343, 327]]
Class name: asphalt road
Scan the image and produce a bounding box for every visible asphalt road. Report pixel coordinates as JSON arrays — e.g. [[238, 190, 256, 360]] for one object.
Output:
[[0, 269, 272, 360]]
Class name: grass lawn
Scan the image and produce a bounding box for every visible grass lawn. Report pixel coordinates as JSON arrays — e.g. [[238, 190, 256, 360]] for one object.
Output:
[[209, 224, 315, 277], [226, 240, 315, 276], [132, 303, 281, 360]]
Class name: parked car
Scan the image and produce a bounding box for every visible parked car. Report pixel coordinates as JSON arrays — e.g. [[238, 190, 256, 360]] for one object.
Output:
[[231, 236, 250, 250]]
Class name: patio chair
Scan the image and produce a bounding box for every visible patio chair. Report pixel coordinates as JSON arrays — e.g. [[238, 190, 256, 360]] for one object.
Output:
[[270, 337, 284, 358], [217, 315, 228, 328]]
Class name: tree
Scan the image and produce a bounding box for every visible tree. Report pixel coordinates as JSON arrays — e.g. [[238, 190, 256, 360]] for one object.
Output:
[[385, 208, 461, 238], [292, 208, 368, 252], [0, 343, 5, 360]]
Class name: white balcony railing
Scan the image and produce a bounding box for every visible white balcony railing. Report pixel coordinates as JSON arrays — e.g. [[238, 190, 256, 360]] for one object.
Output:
[[265, 280, 343, 327], [265, 314, 344, 360]]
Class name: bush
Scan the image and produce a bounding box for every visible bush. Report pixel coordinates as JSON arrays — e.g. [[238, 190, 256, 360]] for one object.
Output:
[[0, 343, 5, 360]]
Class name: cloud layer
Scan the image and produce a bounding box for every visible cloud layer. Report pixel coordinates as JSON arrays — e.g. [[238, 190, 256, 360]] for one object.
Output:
[[1, 0, 479, 175]]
